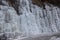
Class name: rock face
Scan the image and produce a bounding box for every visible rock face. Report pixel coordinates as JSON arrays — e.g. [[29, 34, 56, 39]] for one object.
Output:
[[0, 0, 60, 40], [32, 0, 44, 8], [32, 0, 60, 8]]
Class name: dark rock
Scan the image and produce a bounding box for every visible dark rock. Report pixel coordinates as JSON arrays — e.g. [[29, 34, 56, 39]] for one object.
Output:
[[32, 0, 60, 9]]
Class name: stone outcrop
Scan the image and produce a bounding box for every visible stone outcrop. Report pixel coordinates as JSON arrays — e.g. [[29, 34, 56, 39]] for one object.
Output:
[[32, 0, 60, 9]]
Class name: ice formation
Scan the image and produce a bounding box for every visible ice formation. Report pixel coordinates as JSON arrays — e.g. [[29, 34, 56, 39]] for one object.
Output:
[[0, 0, 60, 40]]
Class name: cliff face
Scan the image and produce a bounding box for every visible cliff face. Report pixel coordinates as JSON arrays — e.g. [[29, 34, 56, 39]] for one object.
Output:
[[32, 0, 43, 7], [32, 0, 60, 8], [0, 0, 60, 40]]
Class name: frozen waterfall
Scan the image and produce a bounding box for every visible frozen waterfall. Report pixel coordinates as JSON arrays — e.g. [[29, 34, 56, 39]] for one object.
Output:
[[0, 0, 60, 40], [19, 0, 60, 35]]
